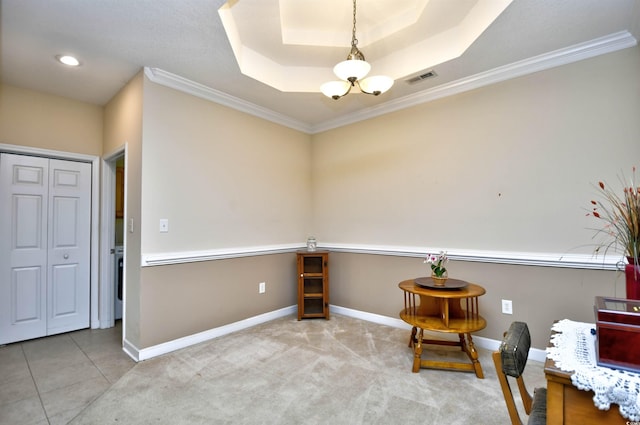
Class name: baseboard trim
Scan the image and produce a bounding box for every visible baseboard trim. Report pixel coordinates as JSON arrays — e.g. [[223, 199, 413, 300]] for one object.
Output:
[[123, 305, 297, 362], [122, 338, 140, 362], [121, 304, 545, 363], [330, 305, 547, 363]]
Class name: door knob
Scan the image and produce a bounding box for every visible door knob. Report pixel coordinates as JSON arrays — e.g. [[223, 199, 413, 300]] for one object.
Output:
[[63, 254, 69, 259]]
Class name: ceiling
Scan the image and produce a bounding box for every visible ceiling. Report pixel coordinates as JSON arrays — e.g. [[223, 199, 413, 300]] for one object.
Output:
[[2, 0, 640, 133]]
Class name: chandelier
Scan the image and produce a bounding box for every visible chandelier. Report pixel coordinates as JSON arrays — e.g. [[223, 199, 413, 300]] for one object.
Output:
[[320, 0, 394, 100]]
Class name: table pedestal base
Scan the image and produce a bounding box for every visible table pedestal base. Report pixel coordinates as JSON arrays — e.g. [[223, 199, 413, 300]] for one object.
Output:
[[409, 326, 484, 378]]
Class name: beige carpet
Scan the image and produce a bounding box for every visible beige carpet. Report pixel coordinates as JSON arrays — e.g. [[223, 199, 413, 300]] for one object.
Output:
[[69, 314, 545, 424]]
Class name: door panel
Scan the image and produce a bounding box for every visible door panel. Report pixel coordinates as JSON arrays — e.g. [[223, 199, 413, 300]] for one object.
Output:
[[52, 197, 79, 247], [15, 196, 43, 248], [47, 159, 91, 335], [51, 264, 78, 316], [0, 154, 49, 344], [13, 266, 43, 323], [0, 153, 91, 344]]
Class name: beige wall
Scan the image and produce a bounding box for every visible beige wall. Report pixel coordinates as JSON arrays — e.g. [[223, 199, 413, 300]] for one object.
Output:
[[0, 84, 102, 155], [139, 253, 297, 347], [311, 47, 640, 255], [329, 253, 624, 349], [310, 46, 640, 349], [140, 80, 312, 253], [104, 72, 144, 347], [4, 45, 639, 354], [79, 46, 640, 351], [136, 77, 312, 348]]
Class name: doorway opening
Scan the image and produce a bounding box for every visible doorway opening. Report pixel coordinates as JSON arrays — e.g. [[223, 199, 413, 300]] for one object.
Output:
[[100, 149, 126, 331]]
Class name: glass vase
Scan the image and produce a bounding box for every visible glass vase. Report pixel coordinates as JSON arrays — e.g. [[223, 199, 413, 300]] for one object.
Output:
[[306, 236, 317, 252]]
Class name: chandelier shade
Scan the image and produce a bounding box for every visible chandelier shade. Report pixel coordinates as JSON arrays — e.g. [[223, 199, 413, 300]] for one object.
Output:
[[321, 0, 394, 100], [334, 59, 370, 82], [359, 75, 394, 96], [320, 80, 351, 98]]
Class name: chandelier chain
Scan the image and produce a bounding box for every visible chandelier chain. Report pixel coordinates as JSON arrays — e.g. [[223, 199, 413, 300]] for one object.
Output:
[[351, 0, 358, 47]]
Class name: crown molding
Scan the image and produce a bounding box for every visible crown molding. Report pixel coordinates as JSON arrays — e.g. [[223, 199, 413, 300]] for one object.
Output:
[[311, 31, 637, 133], [143, 67, 313, 134], [144, 31, 636, 135]]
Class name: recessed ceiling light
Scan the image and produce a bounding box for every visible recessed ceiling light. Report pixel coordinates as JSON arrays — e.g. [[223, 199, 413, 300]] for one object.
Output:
[[56, 55, 81, 67]]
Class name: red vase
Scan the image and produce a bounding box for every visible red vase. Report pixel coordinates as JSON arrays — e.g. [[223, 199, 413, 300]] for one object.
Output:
[[626, 256, 640, 300]]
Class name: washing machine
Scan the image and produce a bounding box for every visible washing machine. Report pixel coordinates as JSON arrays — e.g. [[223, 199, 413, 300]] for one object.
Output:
[[114, 246, 123, 320]]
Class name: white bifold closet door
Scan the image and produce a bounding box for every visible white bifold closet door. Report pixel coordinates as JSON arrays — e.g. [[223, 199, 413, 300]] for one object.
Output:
[[0, 153, 91, 345]]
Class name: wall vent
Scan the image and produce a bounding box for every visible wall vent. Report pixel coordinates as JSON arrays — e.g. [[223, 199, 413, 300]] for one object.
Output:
[[406, 70, 437, 84]]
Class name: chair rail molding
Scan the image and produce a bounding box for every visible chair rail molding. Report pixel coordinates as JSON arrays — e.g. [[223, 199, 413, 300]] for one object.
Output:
[[141, 242, 620, 270]]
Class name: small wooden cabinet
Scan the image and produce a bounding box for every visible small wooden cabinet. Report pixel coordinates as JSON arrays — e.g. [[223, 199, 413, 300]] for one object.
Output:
[[297, 251, 329, 320]]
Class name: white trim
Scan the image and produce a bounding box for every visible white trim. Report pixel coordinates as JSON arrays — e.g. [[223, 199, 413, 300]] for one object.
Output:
[[143, 67, 312, 134], [143, 32, 635, 135], [98, 156, 115, 328], [89, 155, 100, 329], [121, 304, 546, 363], [331, 305, 547, 363], [123, 305, 297, 362], [99, 147, 126, 329], [312, 31, 637, 133], [330, 304, 413, 331], [140, 242, 621, 270], [320, 243, 621, 270], [0, 143, 102, 330], [122, 337, 139, 362], [141, 243, 305, 266], [0, 143, 98, 163]]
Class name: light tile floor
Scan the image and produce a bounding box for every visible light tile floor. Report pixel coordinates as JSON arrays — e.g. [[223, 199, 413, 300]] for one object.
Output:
[[0, 321, 135, 425]]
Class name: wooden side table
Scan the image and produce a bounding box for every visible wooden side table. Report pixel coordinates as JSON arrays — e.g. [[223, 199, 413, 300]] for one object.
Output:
[[398, 278, 486, 378]]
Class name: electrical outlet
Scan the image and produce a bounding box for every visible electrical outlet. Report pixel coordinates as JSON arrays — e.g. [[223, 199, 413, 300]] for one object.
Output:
[[159, 219, 169, 233], [501, 299, 513, 315], [259, 282, 266, 294]]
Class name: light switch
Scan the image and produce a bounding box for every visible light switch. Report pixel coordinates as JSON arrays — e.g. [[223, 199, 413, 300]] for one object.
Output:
[[159, 219, 169, 233]]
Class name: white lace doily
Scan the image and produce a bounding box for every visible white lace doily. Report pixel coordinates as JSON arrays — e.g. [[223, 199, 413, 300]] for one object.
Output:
[[546, 319, 640, 421]]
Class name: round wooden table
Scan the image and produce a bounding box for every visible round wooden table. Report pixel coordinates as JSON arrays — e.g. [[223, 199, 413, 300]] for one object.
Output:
[[398, 278, 487, 377]]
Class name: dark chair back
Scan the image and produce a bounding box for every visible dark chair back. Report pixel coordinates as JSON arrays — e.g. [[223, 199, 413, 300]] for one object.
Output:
[[493, 321, 546, 425]]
